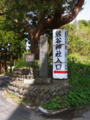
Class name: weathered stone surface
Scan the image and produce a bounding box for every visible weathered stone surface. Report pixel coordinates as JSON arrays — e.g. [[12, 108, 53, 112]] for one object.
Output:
[[29, 91, 34, 96], [14, 88, 18, 92], [56, 85, 62, 91], [23, 89, 28, 95], [19, 95, 24, 99], [14, 92, 19, 97], [7, 81, 70, 105], [44, 87, 50, 93], [19, 88, 23, 95], [29, 86, 34, 91], [35, 78, 51, 84], [38, 86, 45, 93], [50, 87, 56, 93], [7, 67, 70, 105], [10, 67, 52, 83], [46, 94, 51, 100], [39, 35, 48, 78], [24, 84, 29, 89]]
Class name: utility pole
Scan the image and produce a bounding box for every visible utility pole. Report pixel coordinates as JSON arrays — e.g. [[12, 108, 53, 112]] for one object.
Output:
[[74, 17, 79, 29]]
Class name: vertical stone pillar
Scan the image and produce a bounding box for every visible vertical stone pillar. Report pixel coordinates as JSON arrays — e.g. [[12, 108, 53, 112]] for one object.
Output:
[[39, 35, 48, 78]]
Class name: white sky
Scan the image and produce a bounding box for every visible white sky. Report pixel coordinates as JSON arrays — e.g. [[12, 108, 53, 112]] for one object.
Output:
[[77, 0, 90, 21]]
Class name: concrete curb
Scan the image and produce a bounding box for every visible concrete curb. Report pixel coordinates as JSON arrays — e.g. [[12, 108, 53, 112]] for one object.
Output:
[[38, 106, 71, 115]]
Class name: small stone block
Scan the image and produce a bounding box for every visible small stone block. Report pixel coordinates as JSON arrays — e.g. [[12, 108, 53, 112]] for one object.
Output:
[[24, 79, 35, 84]]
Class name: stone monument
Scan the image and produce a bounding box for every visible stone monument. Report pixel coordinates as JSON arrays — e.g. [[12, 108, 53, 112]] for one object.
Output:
[[35, 35, 51, 84], [39, 35, 48, 77]]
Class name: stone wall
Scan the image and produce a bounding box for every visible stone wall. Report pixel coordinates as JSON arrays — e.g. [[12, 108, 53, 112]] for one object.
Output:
[[11, 67, 52, 80], [7, 68, 70, 105]]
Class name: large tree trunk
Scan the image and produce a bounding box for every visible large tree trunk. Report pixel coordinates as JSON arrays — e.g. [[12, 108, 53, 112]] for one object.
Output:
[[29, 22, 45, 59], [30, 37, 40, 60]]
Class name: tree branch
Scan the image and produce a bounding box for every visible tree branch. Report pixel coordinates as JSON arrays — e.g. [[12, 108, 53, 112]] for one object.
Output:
[[44, 0, 85, 29], [60, 0, 85, 26], [9, 16, 33, 35]]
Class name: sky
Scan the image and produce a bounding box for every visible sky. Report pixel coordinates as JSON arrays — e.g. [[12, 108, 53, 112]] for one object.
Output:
[[77, 0, 90, 21]]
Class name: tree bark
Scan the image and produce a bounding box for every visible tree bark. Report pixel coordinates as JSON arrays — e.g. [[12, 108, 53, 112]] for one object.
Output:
[[10, 55, 13, 73], [44, 0, 85, 29], [28, 21, 45, 59]]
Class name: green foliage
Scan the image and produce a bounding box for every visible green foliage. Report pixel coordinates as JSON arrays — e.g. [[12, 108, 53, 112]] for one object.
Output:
[[4, 83, 9, 87], [0, 16, 26, 71], [44, 53, 90, 109], [31, 60, 39, 68], [62, 21, 90, 56], [68, 54, 90, 86], [0, 0, 84, 60], [78, 20, 90, 27], [15, 57, 28, 68], [9, 93, 16, 98], [44, 96, 62, 109], [64, 54, 90, 108], [65, 87, 90, 108], [3, 0, 78, 25]]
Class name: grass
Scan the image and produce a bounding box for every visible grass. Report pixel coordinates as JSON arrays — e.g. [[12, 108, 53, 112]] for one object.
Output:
[[68, 53, 90, 86], [63, 53, 90, 108], [9, 93, 16, 98], [15, 58, 28, 68], [4, 92, 23, 104], [44, 53, 90, 109], [3, 91, 33, 106]]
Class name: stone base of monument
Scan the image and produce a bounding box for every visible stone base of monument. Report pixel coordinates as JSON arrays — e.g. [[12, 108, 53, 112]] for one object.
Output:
[[52, 79, 69, 85], [24, 78, 35, 84], [7, 79, 71, 106], [7, 68, 71, 106], [24, 78, 69, 85], [34, 78, 52, 85]]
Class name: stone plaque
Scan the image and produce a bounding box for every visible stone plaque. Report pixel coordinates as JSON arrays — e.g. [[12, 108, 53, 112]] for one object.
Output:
[[24, 79, 35, 84], [39, 35, 48, 78]]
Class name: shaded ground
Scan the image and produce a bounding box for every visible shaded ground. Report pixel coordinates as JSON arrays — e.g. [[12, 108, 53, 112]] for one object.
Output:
[[0, 75, 90, 120]]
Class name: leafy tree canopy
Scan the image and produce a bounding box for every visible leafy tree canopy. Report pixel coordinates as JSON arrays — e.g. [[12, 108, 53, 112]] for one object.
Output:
[[62, 20, 90, 56], [1, 0, 85, 59], [0, 16, 26, 61], [3, 0, 84, 28], [78, 20, 90, 27]]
